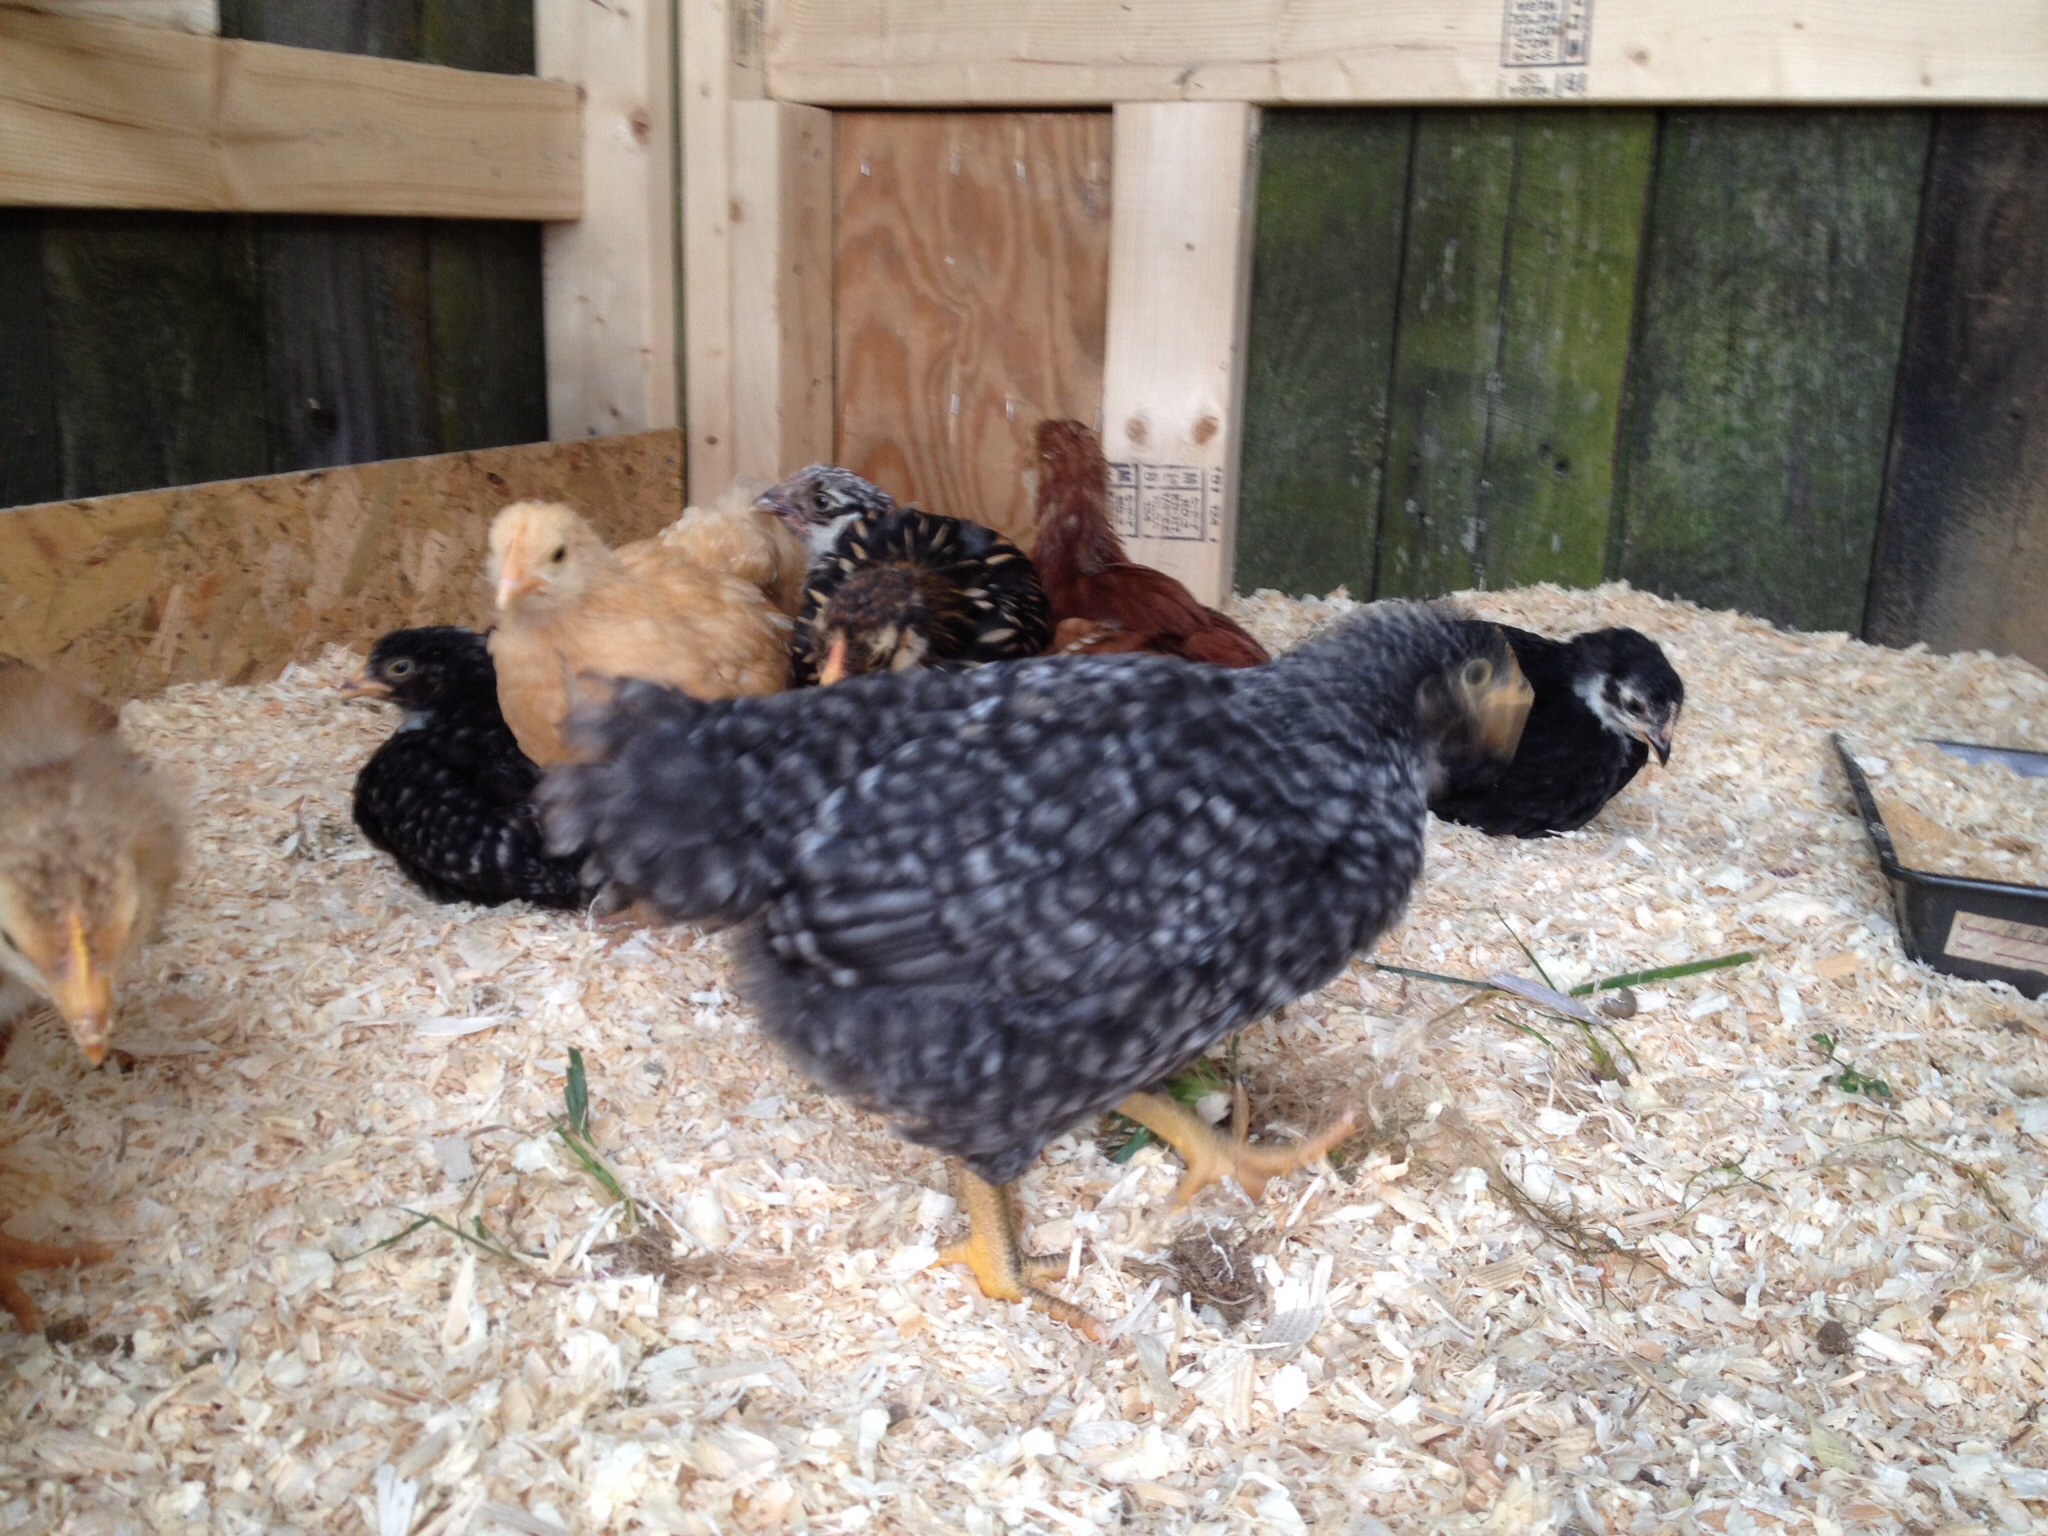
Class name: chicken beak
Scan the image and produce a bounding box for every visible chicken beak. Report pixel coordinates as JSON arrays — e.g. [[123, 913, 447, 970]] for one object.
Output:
[[495, 569, 544, 608], [817, 637, 850, 687], [336, 667, 390, 701], [1646, 720, 1675, 767], [51, 913, 112, 1066], [1468, 651, 1534, 762]]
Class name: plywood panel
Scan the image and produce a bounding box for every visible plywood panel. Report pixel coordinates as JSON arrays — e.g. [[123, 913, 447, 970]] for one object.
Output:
[[0, 8, 580, 217], [1616, 111, 1929, 633], [1236, 111, 1414, 601], [834, 112, 1111, 546], [767, 0, 2048, 107], [0, 430, 683, 700], [1864, 112, 2048, 672]]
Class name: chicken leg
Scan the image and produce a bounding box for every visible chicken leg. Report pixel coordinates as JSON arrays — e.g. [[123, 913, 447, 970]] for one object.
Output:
[[938, 1168, 1105, 1341], [1116, 1090, 1356, 1208], [0, 1231, 110, 1332]]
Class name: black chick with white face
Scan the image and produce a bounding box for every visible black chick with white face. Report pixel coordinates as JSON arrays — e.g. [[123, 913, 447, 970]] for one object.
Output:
[[754, 464, 898, 559], [1430, 622, 1684, 838], [345, 627, 591, 909], [541, 603, 1530, 1336]]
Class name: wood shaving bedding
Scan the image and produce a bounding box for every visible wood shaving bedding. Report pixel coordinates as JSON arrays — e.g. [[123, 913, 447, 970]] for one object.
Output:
[[0, 581, 2044, 1536], [1842, 737, 2048, 888]]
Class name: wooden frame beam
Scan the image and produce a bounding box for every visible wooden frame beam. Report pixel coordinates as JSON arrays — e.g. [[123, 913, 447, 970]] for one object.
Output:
[[1102, 101, 1259, 608], [0, 9, 580, 217], [538, 0, 680, 441], [764, 0, 2048, 107], [684, 0, 834, 501]]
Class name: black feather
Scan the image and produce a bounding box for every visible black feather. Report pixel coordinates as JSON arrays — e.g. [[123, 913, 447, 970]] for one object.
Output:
[[351, 627, 592, 909], [1430, 622, 1684, 837], [541, 604, 1512, 1184], [793, 506, 1052, 683]]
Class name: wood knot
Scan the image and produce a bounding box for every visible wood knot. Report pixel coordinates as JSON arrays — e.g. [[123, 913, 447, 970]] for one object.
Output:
[[1123, 417, 1149, 448], [629, 108, 652, 145], [1191, 415, 1219, 447]]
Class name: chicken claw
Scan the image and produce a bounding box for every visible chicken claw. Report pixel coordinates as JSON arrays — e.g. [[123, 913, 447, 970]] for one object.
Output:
[[0, 1231, 111, 1333], [1116, 1090, 1356, 1208], [938, 1168, 1105, 1342]]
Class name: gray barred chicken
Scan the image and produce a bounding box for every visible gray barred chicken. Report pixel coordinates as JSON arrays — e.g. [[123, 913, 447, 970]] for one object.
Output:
[[540, 603, 1530, 1335]]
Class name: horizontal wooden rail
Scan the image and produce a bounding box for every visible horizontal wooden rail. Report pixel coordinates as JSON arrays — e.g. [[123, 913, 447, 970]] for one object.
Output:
[[0, 10, 581, 218], [764, 0, 2048, 106]]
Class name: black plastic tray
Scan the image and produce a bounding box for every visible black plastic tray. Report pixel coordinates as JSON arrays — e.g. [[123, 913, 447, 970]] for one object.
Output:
[[1834, 734, 2048, 999]]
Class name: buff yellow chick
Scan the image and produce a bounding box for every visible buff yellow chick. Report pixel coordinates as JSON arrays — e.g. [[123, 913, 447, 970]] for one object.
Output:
[[0, 659, 180, 1328], [650, 484, 810, 619], [486, 501, 792, 768]]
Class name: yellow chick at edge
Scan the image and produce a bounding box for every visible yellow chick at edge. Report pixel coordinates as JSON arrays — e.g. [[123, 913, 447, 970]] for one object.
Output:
[[0, 659, 181, 1328], [486, 501, 793, 768], [649, 483, 810, 619]]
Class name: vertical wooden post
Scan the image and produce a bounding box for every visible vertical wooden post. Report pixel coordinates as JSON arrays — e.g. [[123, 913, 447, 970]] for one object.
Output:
[[1100, 101, 1260, 607], [684, 0, 832, 502], [681, 0, 741, 499], [729, 100, 835, 486], [537, 0, 679, 442]]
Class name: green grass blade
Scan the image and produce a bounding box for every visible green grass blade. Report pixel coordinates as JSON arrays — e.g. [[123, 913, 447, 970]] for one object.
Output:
[[1570, 951, 1757, 996], [564, 1047, 590, 1137], [1370, 962, 1493, 990], [1497, 912, 1557, 991]]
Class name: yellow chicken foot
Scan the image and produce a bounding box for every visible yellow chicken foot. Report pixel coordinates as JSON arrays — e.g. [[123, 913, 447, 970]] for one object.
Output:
[[0, 1232, 110, 1333], [938, 1168, 1106, 1342], [1115, 1090, 1357, 1207]]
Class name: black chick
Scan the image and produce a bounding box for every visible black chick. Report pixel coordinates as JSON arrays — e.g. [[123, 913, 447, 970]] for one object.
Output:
[[540, 604, 1531, 1335], [1430, 623, 1684, 838], [345, 627, 590, 909], [797, 507, 1052, 685]]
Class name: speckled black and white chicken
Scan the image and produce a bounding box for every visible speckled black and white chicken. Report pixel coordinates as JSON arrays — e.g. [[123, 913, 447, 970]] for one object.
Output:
[[540, 602, 1531, 1335], [1430, 622, 1684, 838], [756, 467, 1051, 685], [345, 628, 591, 910]]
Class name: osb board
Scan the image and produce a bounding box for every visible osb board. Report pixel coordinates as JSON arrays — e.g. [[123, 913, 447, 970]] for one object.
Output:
[[834, 112, 1111, 548], [3, 583, 2046, 1534], [0, 428, 682, 700]]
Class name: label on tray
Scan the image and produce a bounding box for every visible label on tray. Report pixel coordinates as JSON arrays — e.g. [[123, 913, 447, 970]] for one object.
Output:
[[1943, 911, 2048, 975]]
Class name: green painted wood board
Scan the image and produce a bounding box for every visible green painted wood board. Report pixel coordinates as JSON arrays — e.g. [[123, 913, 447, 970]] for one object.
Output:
[[40, 212, 274, 498], [1614, 110, 1932, 634], [1375, 110, 1653, 598], [1375, 113, 1519, 598], [0, 211, 61, 509], [1236, 110, 1414, 599], [1864, 111, 2048, 672]]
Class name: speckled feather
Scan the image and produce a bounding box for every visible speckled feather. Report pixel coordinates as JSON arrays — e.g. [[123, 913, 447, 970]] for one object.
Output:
[[1431, 622, 1683, 837], [793, 508, 1052, 684], [351, 629, 590, 910], [542, 605, 1510, 1183]]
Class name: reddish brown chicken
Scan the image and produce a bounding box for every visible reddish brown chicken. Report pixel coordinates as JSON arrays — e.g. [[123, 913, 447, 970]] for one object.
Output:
[[1029, 420, 1269, 669]]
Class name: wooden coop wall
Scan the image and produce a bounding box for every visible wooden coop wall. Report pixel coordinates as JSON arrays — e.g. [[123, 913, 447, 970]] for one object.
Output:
[[829, 105, 2048, 665], [0, 0, 550, 512], [1237, 106, 2048, 659]]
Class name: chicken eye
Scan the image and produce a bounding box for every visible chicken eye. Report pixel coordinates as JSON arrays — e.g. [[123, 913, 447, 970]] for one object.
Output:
[[550, 546, 567, 564], [387, 658, 414, 678], [1461, 659, 1493, 690], [811, 489, 831, 513]]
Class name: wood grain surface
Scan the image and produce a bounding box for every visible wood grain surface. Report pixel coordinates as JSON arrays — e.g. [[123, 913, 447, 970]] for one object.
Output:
[[1236, 110, 1414, 601], [1865, 112, 2048, 672], [0, 430, 684, 701], [0, 8, 579, 218], [834, 111, 1111, 546], [1615, 111, 1930, 633]]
